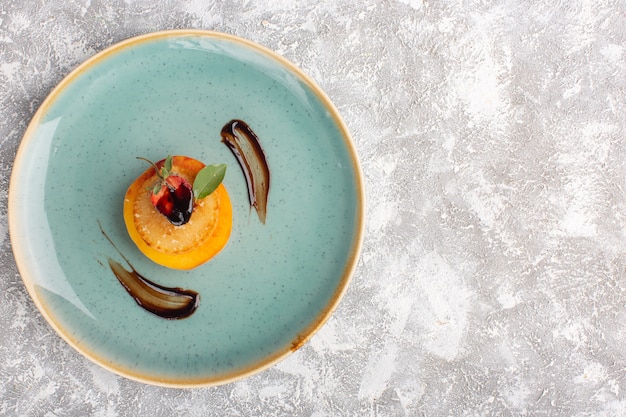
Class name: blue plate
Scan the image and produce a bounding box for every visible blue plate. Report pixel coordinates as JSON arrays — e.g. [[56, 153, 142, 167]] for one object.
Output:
[[9, 30, 364, 387]]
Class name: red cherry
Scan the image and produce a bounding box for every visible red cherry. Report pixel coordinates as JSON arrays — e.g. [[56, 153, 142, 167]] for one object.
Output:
[[151, 174, 194, 226], [150, 175, 193, 226], [138, 156, 195, 226]]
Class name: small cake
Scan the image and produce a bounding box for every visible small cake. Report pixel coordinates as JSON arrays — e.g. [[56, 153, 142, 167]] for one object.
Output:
[[123, 155, 232, 270]]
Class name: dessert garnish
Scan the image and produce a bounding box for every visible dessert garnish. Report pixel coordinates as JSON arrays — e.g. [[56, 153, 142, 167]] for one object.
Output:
[[221, 119, 270, 224], [137, 155, 226, 226]]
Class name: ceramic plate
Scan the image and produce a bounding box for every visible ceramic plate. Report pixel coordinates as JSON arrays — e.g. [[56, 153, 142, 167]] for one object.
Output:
[[9, 30, 364, 387]]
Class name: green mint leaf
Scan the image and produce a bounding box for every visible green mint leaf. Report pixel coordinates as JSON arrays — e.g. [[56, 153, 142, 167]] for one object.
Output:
[[193, 164, 226, 200]]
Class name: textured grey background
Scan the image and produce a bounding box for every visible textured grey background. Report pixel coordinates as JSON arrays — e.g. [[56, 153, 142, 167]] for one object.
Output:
[[1, 0, 626, 416]]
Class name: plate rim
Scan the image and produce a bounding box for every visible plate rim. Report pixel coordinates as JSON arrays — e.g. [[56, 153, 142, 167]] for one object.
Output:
[[8, 29, 366, 387]]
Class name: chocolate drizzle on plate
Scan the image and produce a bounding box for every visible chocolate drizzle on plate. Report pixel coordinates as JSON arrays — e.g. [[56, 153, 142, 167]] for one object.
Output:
[[98, 222, 200, 320], [221, 119, 270, 224], [106, 259, 199, 320]]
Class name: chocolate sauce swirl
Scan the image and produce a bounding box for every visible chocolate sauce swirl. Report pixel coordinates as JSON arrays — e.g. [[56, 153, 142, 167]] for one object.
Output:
[[99, 223, 200, 320], [221, 119, 270, 224], [106, 259, 199, 320]]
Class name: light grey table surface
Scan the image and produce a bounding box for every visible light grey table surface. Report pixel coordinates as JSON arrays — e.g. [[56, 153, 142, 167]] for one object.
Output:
[[1, 1, 625, 416]]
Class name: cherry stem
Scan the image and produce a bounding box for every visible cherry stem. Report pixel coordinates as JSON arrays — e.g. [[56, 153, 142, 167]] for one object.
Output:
[[136, 157, 165, 181]]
